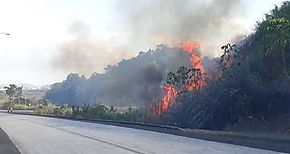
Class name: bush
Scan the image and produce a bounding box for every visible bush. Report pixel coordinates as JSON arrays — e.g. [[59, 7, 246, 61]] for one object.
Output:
[[165, 3, 290, 130]]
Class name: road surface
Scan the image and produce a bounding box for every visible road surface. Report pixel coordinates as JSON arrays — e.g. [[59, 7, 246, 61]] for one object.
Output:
[[0, 113, 283, 154]]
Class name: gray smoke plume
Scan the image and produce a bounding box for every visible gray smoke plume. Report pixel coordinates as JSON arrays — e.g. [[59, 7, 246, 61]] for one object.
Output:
[[46, 45, 193, 106], [115, 0, 245, 56], [53, 1, 246, 75], [53, 21, 130, 76]]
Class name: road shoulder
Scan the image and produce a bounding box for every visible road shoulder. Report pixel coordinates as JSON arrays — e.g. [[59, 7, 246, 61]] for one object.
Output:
[[0, 127, 20, 154]]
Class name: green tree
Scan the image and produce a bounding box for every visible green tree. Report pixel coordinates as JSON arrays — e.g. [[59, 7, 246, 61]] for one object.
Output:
[[166, 66, 202, 94], [4, 84, 23, 113], [220, 43, 239, 71]]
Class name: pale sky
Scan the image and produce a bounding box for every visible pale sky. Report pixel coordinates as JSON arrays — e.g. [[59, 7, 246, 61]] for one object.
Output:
[[0, 0, 285, 85]]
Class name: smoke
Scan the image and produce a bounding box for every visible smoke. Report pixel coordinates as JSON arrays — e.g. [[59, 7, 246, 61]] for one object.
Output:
[[91, 46, 193, 106], [47, 45, 193, 106], [52, 21, 130, 76], [48, 0, 249, 106], [116, 0, 246, 57], [53, 1, 247, 76]]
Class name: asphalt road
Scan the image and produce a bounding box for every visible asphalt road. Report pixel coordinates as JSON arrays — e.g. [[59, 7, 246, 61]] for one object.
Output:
[[0, 126, 20, 154], [0, 113, 284, 154]]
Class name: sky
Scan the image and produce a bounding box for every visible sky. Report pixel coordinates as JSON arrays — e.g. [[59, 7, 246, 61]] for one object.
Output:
[[0, 0, 285, 85]]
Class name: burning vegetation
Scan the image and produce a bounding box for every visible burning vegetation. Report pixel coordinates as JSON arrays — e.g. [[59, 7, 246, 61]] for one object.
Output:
[[153, 42, 206, 115]]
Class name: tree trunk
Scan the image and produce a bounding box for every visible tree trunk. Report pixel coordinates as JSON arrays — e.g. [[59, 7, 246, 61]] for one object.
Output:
[[9, 97, 13, 113]]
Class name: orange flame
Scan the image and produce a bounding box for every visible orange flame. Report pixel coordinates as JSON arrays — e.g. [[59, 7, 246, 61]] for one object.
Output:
[[153, 41, 206, 115], [180, 41, 206, 91]]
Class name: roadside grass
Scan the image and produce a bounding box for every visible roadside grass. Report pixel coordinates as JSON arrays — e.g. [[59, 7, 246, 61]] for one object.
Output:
[[12, 104, 38, 110], [185, 128, 290, 141]]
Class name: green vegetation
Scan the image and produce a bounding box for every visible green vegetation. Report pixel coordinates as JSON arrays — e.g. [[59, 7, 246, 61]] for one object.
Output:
[[72, 104, 147, 122], [4, 84, 23, 112], [35, 103, 148, 122], [164, 2, 290, 130], [35, 101, 58, 115], [0, 87, 42, 111]]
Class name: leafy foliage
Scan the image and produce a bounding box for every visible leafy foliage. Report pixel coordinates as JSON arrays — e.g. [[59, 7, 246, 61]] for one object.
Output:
[[35, 102, 147, 123], [166, 3, 290, 130], [166, 66, 202, 95], [4, 84, 23, 100], [4, 84, 23, 110]]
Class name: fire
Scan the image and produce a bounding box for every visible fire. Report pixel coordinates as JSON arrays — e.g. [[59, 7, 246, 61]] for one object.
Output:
[[180, 41, 205, 73], [180, 41, 206, 91], [153, 84, 176, 115], [153, 41, 206, 115], [180, 41, 200, 53]]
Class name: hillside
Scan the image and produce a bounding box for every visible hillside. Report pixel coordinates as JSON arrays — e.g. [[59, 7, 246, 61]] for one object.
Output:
[[164, 2, 290, 131]]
